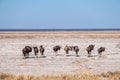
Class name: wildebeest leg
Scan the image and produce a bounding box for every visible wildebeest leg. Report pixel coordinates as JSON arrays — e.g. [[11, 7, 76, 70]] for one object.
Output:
[[66, 50, 69, 54], [99, 52, 102, 57], [23, 52, 26, 59], [58, 50, 60, 53], [26, 53, 29, 58], [35, 53, 38, 58], [34, 52, 38, 58], [88, 51, 91, 57], [76, 51, 79, 57], [54, 51, 57, 56], [41, 52, 44, 56], [66, 50, 69, 55]]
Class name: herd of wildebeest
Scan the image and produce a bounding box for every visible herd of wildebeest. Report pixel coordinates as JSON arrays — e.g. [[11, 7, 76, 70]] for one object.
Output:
[[22, 44, 105, 59]]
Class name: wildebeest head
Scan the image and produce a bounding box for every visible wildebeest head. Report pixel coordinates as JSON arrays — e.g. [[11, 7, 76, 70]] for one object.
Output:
[[98, 47, 105, 54], [33, 46, 39, 54], [86, 44, 95, 51], [40, 45, 44, 50], [53, 45, 61, 52], [40, 45, 43, 48], [73, 46, 79, 51], [89, 44, 95, 50], [25, 46, 32, 53], [64, 45, 69, 51], [33, 46, 38, 50], [101, 47, 105, 52]]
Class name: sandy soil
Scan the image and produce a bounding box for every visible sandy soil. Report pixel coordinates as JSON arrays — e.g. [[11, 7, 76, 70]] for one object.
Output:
[[0, 31, 120, 75]]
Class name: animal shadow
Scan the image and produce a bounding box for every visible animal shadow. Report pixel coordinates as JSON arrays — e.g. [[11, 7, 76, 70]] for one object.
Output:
[[23, 56, 46, 59], [66, 54, 80, 57]]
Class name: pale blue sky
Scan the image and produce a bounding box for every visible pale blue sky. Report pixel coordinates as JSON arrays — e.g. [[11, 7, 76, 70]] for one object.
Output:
[[0, 0, 120, 29]]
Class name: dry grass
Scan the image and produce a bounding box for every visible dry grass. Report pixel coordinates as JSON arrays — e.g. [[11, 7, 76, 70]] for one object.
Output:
[[0, 31, 120, 39], [0, 71, 120, 80]]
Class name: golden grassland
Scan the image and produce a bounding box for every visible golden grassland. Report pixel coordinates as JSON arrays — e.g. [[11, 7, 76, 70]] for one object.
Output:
[[0, 31, 120, 39], [0, 71, 120, 80]]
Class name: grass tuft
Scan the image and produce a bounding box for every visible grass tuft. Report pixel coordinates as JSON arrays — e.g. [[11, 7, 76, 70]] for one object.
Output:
[[0, 71, 120, 80]]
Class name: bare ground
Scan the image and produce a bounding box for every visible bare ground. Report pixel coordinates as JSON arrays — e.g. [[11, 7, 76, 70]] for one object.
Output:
[[0, 31, 120, 76]]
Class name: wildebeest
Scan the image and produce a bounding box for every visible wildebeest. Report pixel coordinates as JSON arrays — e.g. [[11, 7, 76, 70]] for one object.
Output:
[[33, 46, 39, 57], [98, 47, 105, 56], [86, 44, 95, 57], [22, 46, 32, 58], [40, 45, 45, 55], [64, 45, 69, 54], [74, 46, 79, 56], [64, 45, 79, 56], [53, 45, 61, 55]]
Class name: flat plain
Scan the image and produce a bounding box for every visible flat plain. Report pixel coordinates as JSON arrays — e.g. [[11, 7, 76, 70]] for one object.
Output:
[[0, 31, 120, 76]]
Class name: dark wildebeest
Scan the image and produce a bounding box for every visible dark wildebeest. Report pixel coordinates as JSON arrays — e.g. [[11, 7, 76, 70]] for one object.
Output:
[[53, 45, 61, 55], [64, 45, 70, 55], [73, 46, 79, 56], [98, 47, 105, 56], [22, 46, 32, 58], [64, 45, 79, 56], [40, 45, 45, 56], [86, 44, 95, 57], [33, 46, 39, 57]]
